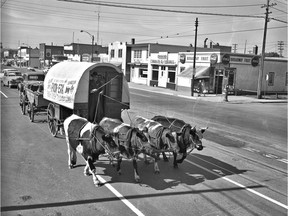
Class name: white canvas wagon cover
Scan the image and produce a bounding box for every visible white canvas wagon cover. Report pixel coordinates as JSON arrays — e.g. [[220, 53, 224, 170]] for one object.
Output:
[[44, 61, 130, 109]]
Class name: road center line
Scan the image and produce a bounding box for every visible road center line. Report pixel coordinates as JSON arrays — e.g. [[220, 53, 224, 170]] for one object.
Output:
[[185, 158, 288, 210], [0, 91, 8, 98], [97, 175, 145, 216]]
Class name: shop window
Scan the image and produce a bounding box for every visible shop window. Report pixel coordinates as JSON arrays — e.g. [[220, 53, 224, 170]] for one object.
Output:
[[161, 66, 166, 71], [118, 49, 122, 58], [152, 70, 159, 80], [267, 72, 275, 86], [152, 65, 159, 70], [139, 68, 147, 78], [134, 50, 142, 58]]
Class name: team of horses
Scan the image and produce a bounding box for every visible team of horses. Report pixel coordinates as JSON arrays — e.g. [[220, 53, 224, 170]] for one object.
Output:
[[64, 114, 207, 187]]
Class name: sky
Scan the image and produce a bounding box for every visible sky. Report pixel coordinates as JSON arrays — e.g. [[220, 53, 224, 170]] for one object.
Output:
[[1, 0, 287, 56]]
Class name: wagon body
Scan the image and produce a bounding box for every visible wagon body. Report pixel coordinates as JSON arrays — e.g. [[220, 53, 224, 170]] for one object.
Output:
[[26, 88, 49, 108], [43, 61, 130, 136], [24, 84, 49, 122]]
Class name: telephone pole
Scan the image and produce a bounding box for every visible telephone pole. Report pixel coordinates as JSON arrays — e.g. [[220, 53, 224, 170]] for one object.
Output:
[[191, 17, 198, 96], [278, 41, 284, 57], [257, 0, 276, 99]]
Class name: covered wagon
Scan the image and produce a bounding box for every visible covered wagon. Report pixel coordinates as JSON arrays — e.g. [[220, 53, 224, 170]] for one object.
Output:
[[43, 61, 130, 136]]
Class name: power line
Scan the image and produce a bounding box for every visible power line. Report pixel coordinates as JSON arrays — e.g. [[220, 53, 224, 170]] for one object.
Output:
[[58, 0, 265, 19]]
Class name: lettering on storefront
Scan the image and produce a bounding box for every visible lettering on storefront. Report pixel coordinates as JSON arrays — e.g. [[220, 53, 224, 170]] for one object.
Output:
[[150, 59, 175, 65]]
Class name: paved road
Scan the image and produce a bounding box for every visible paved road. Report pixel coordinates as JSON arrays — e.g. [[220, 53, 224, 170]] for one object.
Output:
[[1, 84, 287, 216]]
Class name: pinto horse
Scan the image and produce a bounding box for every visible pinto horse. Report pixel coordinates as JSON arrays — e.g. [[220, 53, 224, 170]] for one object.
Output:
[[63, 114, 118, 187], [99, 117, 150, 182], [152, 115, 207, 168], [132, 116, 179, 173]]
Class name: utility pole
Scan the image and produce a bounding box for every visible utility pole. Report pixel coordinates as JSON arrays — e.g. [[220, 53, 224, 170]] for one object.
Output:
[[257, 0, 276, 99], [97, 11, 100, 45], [232, 44, 238, 53], [191, 17, 198, 96], [278, 41, 284, 57]]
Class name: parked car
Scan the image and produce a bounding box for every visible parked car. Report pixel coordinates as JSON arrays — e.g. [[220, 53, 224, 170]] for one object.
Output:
[[2, 70, 23, 88], [1, 68, 19, 80]]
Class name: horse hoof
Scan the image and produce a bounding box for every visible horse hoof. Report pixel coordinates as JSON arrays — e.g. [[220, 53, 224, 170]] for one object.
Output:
[[154, 170, 160, 174], [163, 158, 169, 162], [118, 171, 122, 175], [173, 164, 178, 169], [69, 165, 74, 169], [84, 172, 91, 176], [94, 181, 101, 187], [135, 178, 140, 183]]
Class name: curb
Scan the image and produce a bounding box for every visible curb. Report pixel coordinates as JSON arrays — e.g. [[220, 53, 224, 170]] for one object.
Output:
[[129, 84, 287, 104]]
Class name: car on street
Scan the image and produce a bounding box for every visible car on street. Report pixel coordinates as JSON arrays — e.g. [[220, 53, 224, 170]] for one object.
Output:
[[1, 68, 20, 80], [2, 70, 23, 88]]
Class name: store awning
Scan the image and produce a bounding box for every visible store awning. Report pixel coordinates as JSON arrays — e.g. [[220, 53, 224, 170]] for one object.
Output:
[[178, 66, 210, 79]]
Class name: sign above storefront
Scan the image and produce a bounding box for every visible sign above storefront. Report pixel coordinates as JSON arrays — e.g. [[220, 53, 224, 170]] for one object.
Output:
[[222, 54, 230, 65], [251, 56, 260, 67], [210, 53, 218, 65], [180, 54, 186, 64]]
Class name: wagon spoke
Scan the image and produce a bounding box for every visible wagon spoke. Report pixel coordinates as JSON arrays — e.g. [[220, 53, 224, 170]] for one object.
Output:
[[47, 104, 58, 137]]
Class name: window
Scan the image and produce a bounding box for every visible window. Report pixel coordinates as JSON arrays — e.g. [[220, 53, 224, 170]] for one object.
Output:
[[139, 68, 147, 78], [110, 49, 115, 58], [118, 49, 122, 58], [134, 50, 142, 58], [267, 72, 275, 86]]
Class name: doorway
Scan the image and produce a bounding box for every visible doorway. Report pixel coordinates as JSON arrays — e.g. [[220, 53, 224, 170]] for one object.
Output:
[[158, 66, 168, 87], [214, 75, 223, 94]]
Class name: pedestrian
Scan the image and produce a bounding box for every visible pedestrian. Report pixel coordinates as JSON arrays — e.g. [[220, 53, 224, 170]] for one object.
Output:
[[198, 80, 203, 97]]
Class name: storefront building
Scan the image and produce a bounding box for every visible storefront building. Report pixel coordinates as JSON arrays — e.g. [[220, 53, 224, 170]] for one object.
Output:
[[176, 52, 287, 95], [149, 52, 178, 90]]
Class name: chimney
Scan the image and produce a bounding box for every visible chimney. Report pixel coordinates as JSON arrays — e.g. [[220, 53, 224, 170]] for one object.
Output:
[[204, 38, 208, 48], [131, 38, 135, 44], [253, 45, 258, 55]]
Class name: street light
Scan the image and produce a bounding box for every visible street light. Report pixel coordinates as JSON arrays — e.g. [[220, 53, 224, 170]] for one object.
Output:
[[80, 30, 94, 62]]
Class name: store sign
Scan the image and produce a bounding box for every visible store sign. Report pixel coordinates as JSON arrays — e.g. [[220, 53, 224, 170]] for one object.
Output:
[[82, 53, 91, 62], [46, 49, 52, 58], [210, 53, 218, 65], [251, 56, 260, 67], [180, 54, 186, 64], [150, 59, 175, 65], [222, 54, 230, 65]]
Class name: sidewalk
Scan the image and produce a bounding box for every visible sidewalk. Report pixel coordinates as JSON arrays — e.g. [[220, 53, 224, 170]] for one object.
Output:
[[128, 82, 287, 104]]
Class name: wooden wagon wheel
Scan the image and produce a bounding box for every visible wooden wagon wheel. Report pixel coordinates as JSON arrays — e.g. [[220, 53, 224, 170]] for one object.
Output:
[[47, 103, 58, 137], [29, 103, 35, 122]]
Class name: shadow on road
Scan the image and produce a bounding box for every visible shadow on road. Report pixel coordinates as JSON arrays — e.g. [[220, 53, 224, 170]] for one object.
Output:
[[0, 154, 253, 213], [96, 153, 248, 190]]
